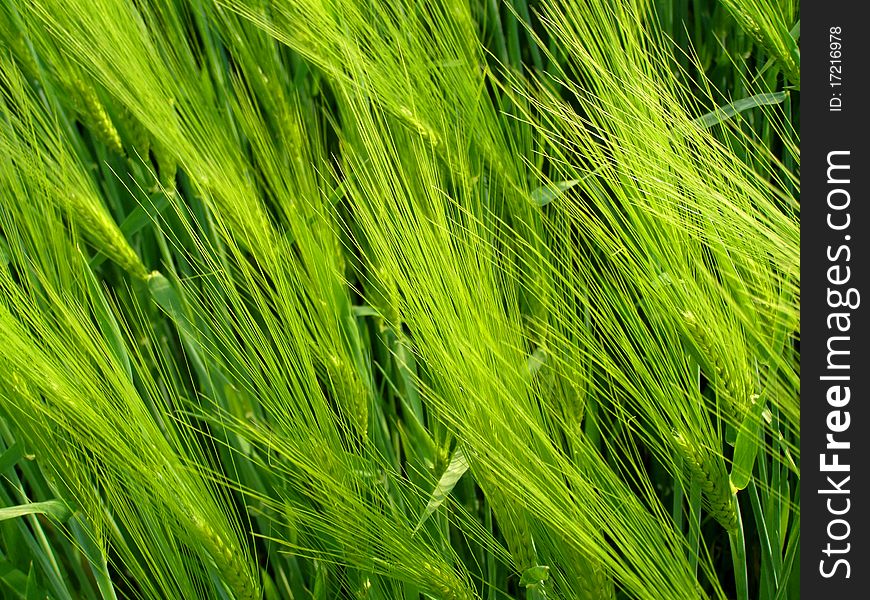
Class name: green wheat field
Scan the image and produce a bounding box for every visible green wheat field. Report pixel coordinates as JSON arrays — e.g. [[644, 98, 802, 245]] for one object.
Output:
[[0, 0, 799, 598]]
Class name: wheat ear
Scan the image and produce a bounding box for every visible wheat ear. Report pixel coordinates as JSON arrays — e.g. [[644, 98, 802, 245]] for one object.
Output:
[[672, 432, 738, 532]]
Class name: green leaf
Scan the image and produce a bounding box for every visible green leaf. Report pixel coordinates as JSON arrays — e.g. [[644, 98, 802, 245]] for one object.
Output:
[[119, 194, 170, 238], [730, 396, 766, 491], [147, 272, 185, 321], [694, 92, 788, 129], [414, 447, 469, 532], [24, 562, 41, 600], [351, 305, 381, 318], [519, 565, 550, 587], [527, 347, 547, 377], [527, 587, 548, 600], [0, 557, 33, 599], [83, 263, 132, 380], [725, 422, 738, 446], [530, 180, 579, 207], [0, 500, 71, 523], [147, 270, 222, 400], [69, 516, 118, 600], [0, 444, 25, 473]]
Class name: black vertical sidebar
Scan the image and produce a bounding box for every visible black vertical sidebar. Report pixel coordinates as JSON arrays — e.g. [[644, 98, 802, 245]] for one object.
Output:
[[802, 1, 869, 597]]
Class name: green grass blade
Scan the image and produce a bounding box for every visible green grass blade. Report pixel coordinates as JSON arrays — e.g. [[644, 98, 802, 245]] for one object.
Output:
[[694, 92, 788, 129]]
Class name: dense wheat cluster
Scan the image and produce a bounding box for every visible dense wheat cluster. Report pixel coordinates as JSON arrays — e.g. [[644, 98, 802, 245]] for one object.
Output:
[[0, 0, 798, 598]]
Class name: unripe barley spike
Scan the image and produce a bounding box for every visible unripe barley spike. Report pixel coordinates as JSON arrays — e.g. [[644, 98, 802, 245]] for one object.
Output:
[[420, 560, 474, 600], [681, 311, 750, 424], [189, 513, 258, 600], [71, 78, 124, 156], [66, 192, 148, 280], [672, 432, 737, 532], [116, 107, 151, 165], [573, 560, 615, 600]]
